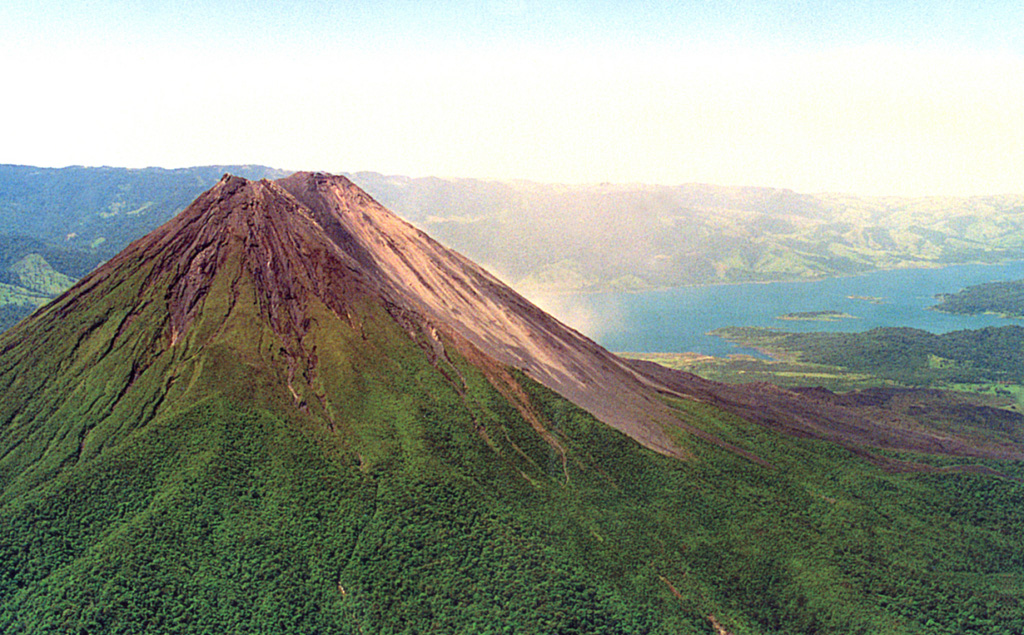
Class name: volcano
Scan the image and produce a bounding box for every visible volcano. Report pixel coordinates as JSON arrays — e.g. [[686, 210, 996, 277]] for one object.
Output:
[[1, 172, 691, 462], [2, 172, 1023, 634]]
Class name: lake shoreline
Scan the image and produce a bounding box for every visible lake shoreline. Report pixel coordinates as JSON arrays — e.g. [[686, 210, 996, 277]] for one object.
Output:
[[542, 259, 1024, 357]]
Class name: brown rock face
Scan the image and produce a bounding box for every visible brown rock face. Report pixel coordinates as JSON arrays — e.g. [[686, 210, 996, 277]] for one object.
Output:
[[77, 174, 378, 351]]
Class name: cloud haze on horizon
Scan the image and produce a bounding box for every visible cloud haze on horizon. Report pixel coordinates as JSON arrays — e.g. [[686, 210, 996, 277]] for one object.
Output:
[[2, 0, 1023, 197]]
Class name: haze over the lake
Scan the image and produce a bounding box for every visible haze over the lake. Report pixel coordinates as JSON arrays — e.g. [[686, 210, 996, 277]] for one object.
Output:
[[2, 0, 1022, 196]]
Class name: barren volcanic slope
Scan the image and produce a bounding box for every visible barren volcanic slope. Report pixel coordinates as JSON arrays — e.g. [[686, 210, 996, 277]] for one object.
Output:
[[2, 173, 1024, 634]]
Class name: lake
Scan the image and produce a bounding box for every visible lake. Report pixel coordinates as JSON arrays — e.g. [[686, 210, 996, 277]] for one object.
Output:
[[533, 261, 1024, 357]]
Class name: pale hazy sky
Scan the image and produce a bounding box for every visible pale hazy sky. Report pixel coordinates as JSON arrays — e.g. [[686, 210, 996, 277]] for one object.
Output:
[[2, 1, 1022, 196]]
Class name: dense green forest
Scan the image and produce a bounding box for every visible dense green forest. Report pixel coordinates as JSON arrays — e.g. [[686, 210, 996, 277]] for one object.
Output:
[[4, 368, 1024, 634], [4, 364, 1024, 634], [933, 279, 1024, 318], [710, 325, 1024, 388]]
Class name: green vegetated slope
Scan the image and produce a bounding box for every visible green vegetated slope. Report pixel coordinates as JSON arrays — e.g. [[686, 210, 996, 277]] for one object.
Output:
[[933, 279, 1024, 319], [711, 325, 1024, 390], [0, 252, 77, 321], [0, 235, 99, 331], [1, 223, 1023, 634], [7, 253, 76, 296]]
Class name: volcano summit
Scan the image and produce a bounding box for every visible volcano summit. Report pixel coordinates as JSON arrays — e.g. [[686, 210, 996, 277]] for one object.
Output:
[[1, 173, 1023, 634]]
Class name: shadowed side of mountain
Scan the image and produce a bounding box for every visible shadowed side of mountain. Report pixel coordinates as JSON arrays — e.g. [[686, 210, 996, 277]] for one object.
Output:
[[0, 176, 377, 496]]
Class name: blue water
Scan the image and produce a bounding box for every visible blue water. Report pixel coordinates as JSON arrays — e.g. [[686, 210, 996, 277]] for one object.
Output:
[[546, 261, 1024, 357]]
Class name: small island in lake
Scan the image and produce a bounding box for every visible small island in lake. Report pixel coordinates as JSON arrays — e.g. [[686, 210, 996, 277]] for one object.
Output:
[[777, 310, 856, 322], [847, 294, 885, 304]]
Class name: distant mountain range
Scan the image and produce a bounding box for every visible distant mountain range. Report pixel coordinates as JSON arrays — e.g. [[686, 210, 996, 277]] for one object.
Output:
[[350, 172, 1024, 294], [3, 171, 1024, 633], [1, 164, 1023, 331]]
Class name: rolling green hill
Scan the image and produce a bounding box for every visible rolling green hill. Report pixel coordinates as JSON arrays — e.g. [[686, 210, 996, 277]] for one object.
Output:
[[0, 234, 103, 331], [1, 173, 1024, 633]]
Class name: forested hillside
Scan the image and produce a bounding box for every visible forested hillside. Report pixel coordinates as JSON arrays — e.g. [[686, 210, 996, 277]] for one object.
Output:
[[933, 280, 1024, 318]]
